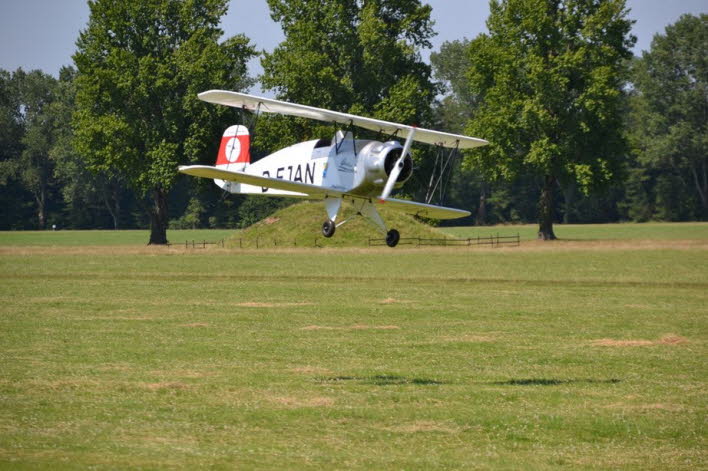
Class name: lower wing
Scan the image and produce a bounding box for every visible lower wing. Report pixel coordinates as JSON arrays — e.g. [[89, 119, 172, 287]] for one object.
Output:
[[381, 198, 470, 220], [179, 165, 470, 220], [178, 165, 340, 198]]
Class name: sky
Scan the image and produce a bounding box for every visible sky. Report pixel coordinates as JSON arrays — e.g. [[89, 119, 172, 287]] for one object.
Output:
[[1, 0, 706, 94]]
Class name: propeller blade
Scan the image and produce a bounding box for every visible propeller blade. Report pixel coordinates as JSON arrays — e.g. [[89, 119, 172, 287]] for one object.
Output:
[[380, 127, 416, 202]]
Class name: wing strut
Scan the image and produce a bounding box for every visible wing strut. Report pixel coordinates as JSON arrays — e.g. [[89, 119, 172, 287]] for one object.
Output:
[[425, 141, 461, 206]]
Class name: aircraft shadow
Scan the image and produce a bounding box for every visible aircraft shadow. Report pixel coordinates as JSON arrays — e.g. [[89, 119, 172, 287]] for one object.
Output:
[[317, 375, 445, 386], [490, 378, 621, 386]]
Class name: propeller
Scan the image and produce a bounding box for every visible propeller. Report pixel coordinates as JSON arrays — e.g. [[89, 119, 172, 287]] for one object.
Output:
[[379, 127, 416, 202]]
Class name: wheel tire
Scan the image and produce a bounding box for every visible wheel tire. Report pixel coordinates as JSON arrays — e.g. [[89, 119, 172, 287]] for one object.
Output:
[[322, 219, 336, 238], [386, 229, 400, 247]]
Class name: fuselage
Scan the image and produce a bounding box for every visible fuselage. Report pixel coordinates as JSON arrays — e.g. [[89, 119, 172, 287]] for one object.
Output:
[[217, 131, 410, 198]]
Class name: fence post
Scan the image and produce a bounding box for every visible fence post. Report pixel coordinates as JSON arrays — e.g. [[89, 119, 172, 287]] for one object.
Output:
[[256, 236, 259, 249]]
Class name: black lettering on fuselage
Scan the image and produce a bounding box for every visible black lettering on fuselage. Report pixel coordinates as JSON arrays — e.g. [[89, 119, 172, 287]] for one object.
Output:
[[262, 162, 315, 191], [261, 171, 270, 192], [305, 162, 315, 184]]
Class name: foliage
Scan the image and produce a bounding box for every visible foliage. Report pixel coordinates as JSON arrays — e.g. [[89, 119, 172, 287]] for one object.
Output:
[[626, 14, 707, 220], [465, 0, 635, 238], [430, 39, 476, 133], [0, 70, 36, 229], [72, 0, 256, 243], [3, 70, 62, 229], [2, 6, 708, 230], [257, 0, 437, 150]]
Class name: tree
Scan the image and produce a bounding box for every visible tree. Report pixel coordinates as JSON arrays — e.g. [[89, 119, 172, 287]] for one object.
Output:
[[431, 39, 477, 133], [0, 69, 33, 229], [465, 0, 635, 239], [73, 0, 256, 244], [50, 67, 132, 229], [0, 69, 61, 229], [260, 0, 436, 136], [629, 14, 707, 219]]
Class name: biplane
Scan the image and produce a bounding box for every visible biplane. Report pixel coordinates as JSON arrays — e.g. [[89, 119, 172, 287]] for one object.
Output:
[[179, 90, 488, 247]]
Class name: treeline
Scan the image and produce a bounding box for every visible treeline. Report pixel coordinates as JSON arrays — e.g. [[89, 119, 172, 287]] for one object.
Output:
[[0, 1, 705, 234]]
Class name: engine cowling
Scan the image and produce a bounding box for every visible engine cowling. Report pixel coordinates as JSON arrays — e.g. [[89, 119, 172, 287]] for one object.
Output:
[[359, 141, 413, 189]]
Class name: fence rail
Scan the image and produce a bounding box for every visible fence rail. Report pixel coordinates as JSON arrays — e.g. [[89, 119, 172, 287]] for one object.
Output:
[[168, 239, 225, 249], [368, 234, 520, 247], [168, 234, 520, 249]]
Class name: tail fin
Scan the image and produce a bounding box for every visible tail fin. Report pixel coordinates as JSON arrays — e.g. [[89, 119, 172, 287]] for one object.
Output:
[[215, 125, 250, 171]]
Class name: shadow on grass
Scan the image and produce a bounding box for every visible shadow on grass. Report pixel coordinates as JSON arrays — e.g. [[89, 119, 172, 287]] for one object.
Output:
[[317, 375, 445, 386], [491, 378, 621, 386]]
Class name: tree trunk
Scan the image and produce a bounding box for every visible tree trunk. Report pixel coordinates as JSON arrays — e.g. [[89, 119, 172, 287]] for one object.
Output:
[[102, 186, 120, 230], [36, 190, 46, 230], [538, 175, 557, 240], [476, 185, 487, 226], [148, 188, 169, 245]]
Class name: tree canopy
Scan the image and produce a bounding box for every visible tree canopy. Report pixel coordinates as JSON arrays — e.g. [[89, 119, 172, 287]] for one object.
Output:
[[73, 0, 256, 243], [465, 0, 635, 238], [627, 14, 707, 220], [2, 3, 706, 232]]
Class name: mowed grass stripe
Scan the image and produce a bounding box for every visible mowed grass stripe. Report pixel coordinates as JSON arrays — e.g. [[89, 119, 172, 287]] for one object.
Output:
[[2, 270, 707, 291]]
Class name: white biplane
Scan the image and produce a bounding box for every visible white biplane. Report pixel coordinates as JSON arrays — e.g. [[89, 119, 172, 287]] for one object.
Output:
[[179, 90, 488, 247]]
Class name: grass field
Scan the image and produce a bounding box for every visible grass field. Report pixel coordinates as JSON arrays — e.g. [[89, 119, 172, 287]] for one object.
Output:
[[0, 224, 706, 469]]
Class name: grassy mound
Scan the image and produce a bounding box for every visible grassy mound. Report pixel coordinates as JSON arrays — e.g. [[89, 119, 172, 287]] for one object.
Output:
[[227, 201, 448, 248]]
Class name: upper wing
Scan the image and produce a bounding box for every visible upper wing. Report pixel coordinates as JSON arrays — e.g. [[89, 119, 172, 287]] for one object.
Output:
[[382, 198, 471, 220], [198, 90, 488, 150], [178, 165, 342, 198]]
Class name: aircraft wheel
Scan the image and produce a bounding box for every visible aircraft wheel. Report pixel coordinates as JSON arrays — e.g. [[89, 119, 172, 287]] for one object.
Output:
[[322, 219, 336, 238], [386, 229, 400, 247]]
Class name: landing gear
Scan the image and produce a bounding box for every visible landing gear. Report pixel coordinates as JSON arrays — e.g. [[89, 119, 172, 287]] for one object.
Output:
[[386, 229, 400, 247], [322, 219, 336, 238]]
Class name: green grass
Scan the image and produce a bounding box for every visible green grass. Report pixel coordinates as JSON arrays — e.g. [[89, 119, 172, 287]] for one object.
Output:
[[0, 229, 235, 246], [0, 230, 706, 468], [441, 221, 708, 241]]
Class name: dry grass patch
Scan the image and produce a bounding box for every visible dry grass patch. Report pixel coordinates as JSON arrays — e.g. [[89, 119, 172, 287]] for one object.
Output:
[[236, 302, 312, 308], [300, 324, 400, 331], [439, 334, 496, 343], [268, 395, 334, 408], [658, 334, 689, 345], [143, 382, 189, 391], [379, 297, 410, 304], [381, 421, 463, 434], [591, 334, 689, 347]]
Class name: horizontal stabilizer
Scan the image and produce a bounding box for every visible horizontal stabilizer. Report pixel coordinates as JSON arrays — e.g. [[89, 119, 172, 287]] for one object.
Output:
[[198, 90, 489, 150], [178, 165, 341, 198]]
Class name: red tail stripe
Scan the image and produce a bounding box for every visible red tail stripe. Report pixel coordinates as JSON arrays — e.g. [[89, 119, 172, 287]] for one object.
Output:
[[216, 134, 250, 166]]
